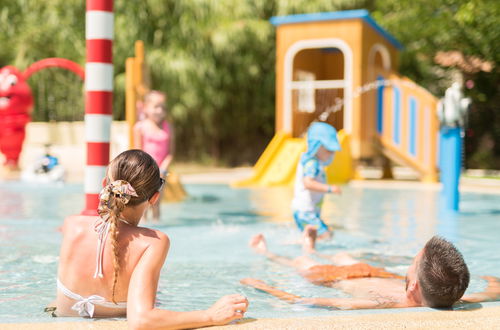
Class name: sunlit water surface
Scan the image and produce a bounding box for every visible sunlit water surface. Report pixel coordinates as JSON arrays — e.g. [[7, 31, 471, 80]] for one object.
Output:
[[1, 182, 499, 323]]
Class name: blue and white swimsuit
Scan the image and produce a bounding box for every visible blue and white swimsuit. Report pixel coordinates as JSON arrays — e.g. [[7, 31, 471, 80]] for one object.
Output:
[[291, 156, 329, 235]]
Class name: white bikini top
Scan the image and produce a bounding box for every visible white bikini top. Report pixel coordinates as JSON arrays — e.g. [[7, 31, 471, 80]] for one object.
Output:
[[57, 279, 126, 317], [57, 217, 132, 318]]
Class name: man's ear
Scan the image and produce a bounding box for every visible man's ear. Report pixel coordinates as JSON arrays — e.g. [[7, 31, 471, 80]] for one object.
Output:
[[406, 280, 423, 304], [149, 191, 160, 205], [102, 177, 107, 187]]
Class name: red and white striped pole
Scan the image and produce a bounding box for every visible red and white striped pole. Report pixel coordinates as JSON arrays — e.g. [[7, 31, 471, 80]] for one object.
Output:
[[83, 0, 114, 215]]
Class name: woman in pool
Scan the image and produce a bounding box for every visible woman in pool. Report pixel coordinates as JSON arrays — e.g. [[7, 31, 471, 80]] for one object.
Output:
[[53, 149, 248, 328]]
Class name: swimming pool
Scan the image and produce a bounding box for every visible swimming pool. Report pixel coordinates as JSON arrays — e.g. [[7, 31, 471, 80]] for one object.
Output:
[[1, 182, 499, 323]]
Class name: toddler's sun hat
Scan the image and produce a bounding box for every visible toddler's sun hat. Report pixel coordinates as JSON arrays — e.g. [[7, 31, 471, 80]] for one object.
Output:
[[300, 122, 341, 165]]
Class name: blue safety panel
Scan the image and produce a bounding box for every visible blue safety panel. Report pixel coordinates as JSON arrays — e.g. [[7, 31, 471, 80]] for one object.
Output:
[[376, 76, 385, 134], [409, 97, 417, 156], [393, 87, 401, 145]]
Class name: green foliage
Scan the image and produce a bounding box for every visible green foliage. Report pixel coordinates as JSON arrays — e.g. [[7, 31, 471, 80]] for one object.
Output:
[[1, 0, 498, 166], [372, 0, 500, 169]]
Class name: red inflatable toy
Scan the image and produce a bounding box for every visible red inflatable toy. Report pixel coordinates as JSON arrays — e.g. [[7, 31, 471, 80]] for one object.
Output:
[[0, 66, 33, 169], [0, 59, 84, 169]]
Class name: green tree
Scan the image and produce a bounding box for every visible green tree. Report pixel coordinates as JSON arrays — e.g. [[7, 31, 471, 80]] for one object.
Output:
[[373, 0, 500, 168], [2, 0, 497, 167]]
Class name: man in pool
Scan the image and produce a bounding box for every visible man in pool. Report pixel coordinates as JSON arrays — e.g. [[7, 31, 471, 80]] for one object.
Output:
[[241, 229, 500, 310]]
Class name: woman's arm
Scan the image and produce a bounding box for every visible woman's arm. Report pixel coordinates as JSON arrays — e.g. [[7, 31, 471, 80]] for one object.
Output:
[[127, 232, 248, 330]]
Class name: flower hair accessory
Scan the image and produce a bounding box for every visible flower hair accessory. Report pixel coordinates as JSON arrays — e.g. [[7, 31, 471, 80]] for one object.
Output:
[[97, 180, 139, 221]]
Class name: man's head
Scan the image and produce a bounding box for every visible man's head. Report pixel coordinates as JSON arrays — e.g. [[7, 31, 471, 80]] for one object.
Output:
[[406, 236, 470, 308]]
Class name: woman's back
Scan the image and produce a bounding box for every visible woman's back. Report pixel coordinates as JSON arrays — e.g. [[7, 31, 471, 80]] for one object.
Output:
[[56, 214, 164, 317]]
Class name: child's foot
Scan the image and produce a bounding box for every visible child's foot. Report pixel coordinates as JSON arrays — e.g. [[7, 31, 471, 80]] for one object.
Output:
[[302, 225, 317, 254], [249, 234, 268, 255]]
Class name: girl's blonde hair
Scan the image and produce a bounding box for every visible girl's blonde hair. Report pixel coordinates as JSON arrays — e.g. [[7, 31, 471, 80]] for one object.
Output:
[[103, 149, 162, 302]]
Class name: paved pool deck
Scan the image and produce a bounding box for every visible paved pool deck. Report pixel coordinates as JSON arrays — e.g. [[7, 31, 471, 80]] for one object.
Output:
[[2, 304, 500, 329], [2, 163, 500, 194], [179, 166, 500, 195]]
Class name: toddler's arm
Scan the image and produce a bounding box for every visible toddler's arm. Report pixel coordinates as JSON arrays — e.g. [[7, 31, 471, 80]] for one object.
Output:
[[302, 158, 341, 194], [303, 177, 341, 194]]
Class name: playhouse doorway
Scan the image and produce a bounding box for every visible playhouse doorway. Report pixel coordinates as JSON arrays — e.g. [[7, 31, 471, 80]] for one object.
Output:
[[288, 46, 347, 137]]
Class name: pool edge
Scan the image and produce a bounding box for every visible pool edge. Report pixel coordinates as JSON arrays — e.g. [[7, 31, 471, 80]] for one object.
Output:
[[2, 304, 500, 329]]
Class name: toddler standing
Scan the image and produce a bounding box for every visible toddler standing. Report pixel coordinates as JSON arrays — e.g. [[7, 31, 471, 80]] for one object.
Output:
[[291, 122, 341, 241]]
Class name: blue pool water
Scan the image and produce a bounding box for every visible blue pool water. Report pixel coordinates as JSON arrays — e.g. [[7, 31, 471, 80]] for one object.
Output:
[[0, 182, 499, 323]]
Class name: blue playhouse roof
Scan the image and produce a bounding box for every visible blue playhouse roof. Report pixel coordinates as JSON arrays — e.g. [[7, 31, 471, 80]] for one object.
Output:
[[270, 9, 403, 50]]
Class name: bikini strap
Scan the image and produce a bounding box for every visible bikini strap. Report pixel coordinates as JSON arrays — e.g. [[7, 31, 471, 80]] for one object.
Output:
[[93, 220, 111, 278]]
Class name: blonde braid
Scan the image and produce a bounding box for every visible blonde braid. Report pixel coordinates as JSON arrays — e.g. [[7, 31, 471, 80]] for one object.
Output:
[[108, 197, 126, 304]]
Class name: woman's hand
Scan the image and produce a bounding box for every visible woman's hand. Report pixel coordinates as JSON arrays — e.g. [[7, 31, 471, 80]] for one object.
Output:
[[205, 294, 249, 326]]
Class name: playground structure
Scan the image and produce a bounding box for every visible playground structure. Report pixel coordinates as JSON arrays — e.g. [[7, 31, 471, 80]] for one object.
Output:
[[0, 59, 84, 170], [1, 6, 463, 209], [1, 0, 184, 207], [82, 0, 115, 214], [125, 41, 187, 202], [235, 10, 440, 187]]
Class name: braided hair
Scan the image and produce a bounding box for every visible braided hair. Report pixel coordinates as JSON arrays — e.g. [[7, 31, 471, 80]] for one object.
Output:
[[99, 150, 162, 302]]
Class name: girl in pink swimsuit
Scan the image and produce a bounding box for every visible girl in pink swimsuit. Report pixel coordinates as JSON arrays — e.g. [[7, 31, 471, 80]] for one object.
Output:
[[134, 90, 174, 222]]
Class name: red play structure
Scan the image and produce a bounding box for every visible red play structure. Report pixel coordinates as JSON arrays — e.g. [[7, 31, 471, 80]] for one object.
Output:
[[0, 58, 84, 169]]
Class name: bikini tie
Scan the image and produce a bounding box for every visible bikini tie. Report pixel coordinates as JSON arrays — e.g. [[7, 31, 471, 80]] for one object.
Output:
[[72, 295, 107, 317]]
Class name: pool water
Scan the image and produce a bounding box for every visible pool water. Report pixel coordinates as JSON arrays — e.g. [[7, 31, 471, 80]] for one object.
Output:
[[1, 182, 499, 323]]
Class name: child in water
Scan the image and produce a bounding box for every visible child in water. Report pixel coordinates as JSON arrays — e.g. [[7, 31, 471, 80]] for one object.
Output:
[[291, 122, 341, 241], [133, 90, 174, 222]]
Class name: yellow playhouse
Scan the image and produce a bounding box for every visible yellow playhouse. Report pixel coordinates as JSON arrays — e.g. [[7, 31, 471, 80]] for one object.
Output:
[[235, 9, 439, 187]]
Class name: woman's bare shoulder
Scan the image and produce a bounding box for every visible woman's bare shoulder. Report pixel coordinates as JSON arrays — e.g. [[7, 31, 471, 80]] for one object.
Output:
[[61, 215, 96, 234], [132, 226, 170, 247]]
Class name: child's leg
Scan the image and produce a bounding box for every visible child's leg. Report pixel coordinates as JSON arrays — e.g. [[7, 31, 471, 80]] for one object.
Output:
[[293, 211, 306, 231], [294, 211, 332, 240], [302, 225, 317, 254]]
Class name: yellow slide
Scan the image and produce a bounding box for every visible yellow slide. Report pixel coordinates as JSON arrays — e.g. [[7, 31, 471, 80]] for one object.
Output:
[[162, 172, 188, 202], [233, 130, 353, 187], [326, 130, 353, 184]]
